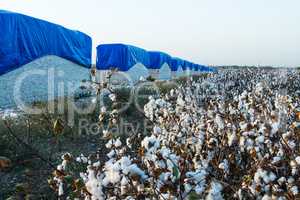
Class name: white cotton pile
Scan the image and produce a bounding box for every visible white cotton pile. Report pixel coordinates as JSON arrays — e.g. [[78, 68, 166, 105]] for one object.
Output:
[[103, 161, 121, 186], [85, 167, 104, 200]]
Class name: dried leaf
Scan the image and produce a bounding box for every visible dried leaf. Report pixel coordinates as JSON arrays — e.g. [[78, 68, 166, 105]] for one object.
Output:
[[0, 156, 12, 169], [54, 119, 64, 135]]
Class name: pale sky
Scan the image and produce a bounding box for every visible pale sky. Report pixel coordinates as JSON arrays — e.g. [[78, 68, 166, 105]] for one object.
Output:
[[2, 0, 300, 67]]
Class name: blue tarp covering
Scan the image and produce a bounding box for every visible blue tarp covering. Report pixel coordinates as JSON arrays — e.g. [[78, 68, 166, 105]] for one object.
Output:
[[148, 51, 171, 69], [170, 58, 184, 71], [97, 44, 150, 71], [0, 10, 92, 75], [96, 43, 216, 73], [207, 66, 217, 72], [199, 65, 206, 71], [185, 61, 194, 70], [199, 65, 216, 72], [181, 60, 189, 71], [170, 59, 179, 72], [192, 63, 199, 71]]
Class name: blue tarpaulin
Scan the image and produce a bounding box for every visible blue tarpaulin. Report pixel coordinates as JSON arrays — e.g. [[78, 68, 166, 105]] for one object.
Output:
[[170, 58, 185, 71], [148, 51, 171, 69], [96, 43, 216, 73], [192, 63, 199, 71], [170, 59, 179, 72], [199, 65, 206, 71], [97, 44, 150, 71], [0, 10, 92, 75], [199, 65, 216, 72], [181, 59, 189, 71], [185, 61, 194, 70]]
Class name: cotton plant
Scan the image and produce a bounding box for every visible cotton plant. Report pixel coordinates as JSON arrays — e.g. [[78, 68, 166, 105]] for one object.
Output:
[[50, 68, 300, 199]]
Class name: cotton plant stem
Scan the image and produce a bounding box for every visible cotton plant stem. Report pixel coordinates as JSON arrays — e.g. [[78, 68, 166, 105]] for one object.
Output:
[[3, 120, 63, 174]]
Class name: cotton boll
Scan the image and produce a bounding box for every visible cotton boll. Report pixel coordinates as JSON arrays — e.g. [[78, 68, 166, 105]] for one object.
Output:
[[159, 147, 171, 159], [80, 154, 88, 163], [271, 122, 280, 135], [254, 169, 263, 184], [141, 135, 160, 153], [121, 176, 128, 186], [109, 93, 116, 101], [126, 138, 132, 149], [240, 122, 248, 131], [58, 181, 64, 196], [100, 106, 106, 113], [115, 138, 122, 148], [155, 99, 167, 107], [245, 138, 254, 150], [288, 141, 296, 149], [119, 156, 131, 172], [177, 96, 185, 107], [218, 159, 229, 174], [127, 164, 147, 180], [93, 161, 101, 168], [107, 150, 115, 158], [121, 185, 127, 196], [106, 140, 113, 149], [85, 168, 104, 199], [103, 169, 120, 186], [103, 130, 110, 138], [290, 160, 297, 168], [185, 95, 192, 103], [272, 184, 281, 193], [272, 156, 281, 163], [254, 168, 276, 184], [195, 184, 206, 195], [153, 126, 162, 134], [156, 160, 166, 169], [277, 177, 286, 185], [291, 167, 297, 176], [206, 181, 223, 200], [119, 147, 127, 155], [264, 184, 271, 192], [160, 193, 170, 200], [288, 177, 295, 184], [261, 194, 272, 200], [215, 114, 224, 130], [239, 136, 246, 150], [112, 118, 117, 124], [268, 172, 277, 182], [184, 183, 192, 193], [256, 135, 265, 144], [61, 160, 68, 170], [80, 172, 87, 182], [277, 149, 284, 157], [57, 165, 63, 171], [295, 156, 300, 165], [262, 173, 270, 184], [291, 186, 299, 195], [282, 132, 291, 140], [228, 132, 237, 146], [61, 153, 71, 161], [161, 172, 172, 182]]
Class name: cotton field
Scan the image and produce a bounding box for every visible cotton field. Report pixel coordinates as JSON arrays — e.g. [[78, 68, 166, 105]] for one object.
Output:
[[50, 68, 300, 200]]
